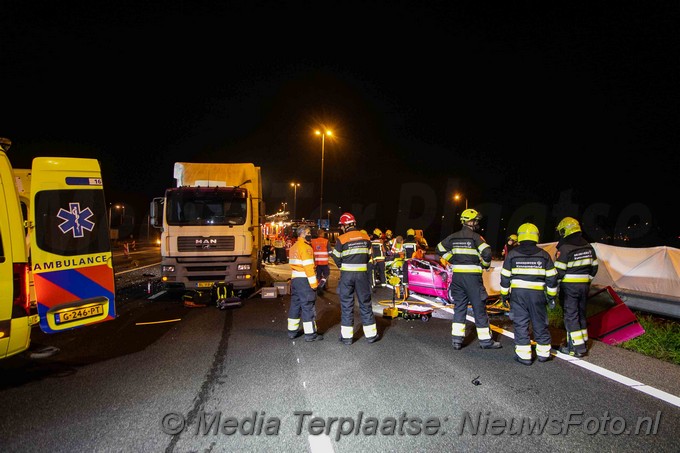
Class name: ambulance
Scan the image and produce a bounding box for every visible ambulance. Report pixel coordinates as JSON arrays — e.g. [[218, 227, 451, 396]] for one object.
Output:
[[0, 138, 117, 360]]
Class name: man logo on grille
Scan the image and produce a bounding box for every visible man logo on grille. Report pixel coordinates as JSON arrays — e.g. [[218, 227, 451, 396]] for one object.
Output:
[[57, 202, 95, 238]]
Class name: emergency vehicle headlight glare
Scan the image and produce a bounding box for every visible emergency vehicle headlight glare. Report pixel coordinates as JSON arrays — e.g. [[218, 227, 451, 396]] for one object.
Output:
[[237, 264, 251, 271], [162, 265, 175, 273]]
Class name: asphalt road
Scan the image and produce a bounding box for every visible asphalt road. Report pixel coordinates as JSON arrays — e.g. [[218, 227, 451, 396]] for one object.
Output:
[[0, 255, 679, 452]]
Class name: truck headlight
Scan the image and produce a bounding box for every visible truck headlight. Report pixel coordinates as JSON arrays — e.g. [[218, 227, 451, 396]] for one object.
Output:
[[237, 264, 251, 271], [162, 265, 175, 273]]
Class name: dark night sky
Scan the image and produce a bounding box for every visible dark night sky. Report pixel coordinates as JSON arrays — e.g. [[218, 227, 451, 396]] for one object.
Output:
[[2, 1, 679, 250]]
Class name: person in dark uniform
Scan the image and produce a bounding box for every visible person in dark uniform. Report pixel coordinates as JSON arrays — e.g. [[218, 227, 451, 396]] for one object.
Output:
[[369, 228, 387, 288], [500, 223, 558, 365], [401, 228, 419, 288], [555, 217, 599, 357], [332, 212, 379, 345], [436, 208, 501, 350]]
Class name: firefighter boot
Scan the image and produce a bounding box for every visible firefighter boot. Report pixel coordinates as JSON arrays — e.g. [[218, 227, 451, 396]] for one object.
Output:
[[480, 340, 502, 349], [452, 338, 463, 350], [558, 344, 585, 358], [514, 356, 533, 366], [305, 333, 324, 342], [559, 338, 586, 357], [366, 334, 380, 344]]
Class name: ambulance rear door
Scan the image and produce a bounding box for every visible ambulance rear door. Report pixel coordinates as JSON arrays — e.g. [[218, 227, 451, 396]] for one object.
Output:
[[29, 157, 116, 333]]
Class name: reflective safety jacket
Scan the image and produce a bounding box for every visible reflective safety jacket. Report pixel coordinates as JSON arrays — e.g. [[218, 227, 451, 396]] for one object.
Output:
[[436, 225, 492, 273], [403, 236, 419, 259], [332, 228, 371, 272], [289, 239, 318, 288], [499, 242, 558, 297], [310, 237, 331, 265], [554, 232, 599, 284], [370, 238, 386, 261], [390, 239, 404, 258]]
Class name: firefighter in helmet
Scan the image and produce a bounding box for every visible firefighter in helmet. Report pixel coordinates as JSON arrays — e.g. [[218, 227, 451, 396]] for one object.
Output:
[[555, 217, 599, 357], [436, 208, 501, 350], [500, 223, 558, 365], [501, 234, 518, 260], [370, 228, 387, 288], [401, 228, 419, 287], [331, 213, 379, 345]]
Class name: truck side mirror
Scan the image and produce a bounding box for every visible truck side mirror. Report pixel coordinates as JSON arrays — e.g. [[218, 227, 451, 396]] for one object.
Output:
[[150, 197, 164, 228]]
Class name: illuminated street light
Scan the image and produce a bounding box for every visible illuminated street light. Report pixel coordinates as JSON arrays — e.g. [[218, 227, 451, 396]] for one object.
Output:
[[454, 193, 468, 210], [290, 182, 300, 220], [327, 209, 331, 226], [315, 129, 332, 220], [108, 204, 123, 230]]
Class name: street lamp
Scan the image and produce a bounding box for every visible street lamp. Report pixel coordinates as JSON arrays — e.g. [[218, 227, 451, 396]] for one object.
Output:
[[327, 209, 331, 226], [454, 193, 468, 210], [315, 129, 332, 219], [290, 182, 300, 220], [108, 204, 123, 230]]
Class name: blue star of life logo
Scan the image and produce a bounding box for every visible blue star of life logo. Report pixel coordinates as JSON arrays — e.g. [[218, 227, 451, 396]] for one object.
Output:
[[57, 202, 95, 238]]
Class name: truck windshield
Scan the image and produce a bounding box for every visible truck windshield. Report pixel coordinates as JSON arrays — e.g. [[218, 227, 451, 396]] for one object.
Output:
[[166, 188, 247, 226]]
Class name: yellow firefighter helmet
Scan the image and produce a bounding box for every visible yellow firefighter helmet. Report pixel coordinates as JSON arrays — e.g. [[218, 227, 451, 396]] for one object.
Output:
[[460, 208, 480, 223], [517, 223, 539, 243], [556, 217, 581, 238]]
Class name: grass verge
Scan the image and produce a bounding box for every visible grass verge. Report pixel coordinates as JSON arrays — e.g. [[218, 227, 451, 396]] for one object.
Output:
[[548, 304, 680, 366], [620, 314, 680, 366]]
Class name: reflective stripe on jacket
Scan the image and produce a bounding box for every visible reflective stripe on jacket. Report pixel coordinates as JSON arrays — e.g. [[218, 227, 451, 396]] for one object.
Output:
[[332, 228, 371, 272], [499, 242, 558, 297], [289, 239, 318, 288], [436, 226, 492, 273], [310, 237, 331, 265], [554, 233, 599, 284], [371, 239, 386, 261], [403, 238, 418, 259]]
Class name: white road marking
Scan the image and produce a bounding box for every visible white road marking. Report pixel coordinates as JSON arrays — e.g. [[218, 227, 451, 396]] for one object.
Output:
[[308, 434, 335, 453], [388, 286, 680, 409]]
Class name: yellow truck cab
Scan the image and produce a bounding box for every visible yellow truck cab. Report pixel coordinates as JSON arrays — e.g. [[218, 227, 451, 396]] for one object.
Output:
[[0, 138, 117, 360]]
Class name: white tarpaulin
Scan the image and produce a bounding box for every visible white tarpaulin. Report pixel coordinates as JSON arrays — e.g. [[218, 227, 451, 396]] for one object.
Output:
[[483, 243, 680, 300]]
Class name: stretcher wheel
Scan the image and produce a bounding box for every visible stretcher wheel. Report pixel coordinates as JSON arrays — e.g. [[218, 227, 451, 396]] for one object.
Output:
[[421, 315, 429, 322]]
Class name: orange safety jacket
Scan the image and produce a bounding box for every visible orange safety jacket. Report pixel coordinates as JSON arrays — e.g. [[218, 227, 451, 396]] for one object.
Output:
[[310, 237, 331, 266], [390, 240, 404, 259], [289, 239, 318, 288]]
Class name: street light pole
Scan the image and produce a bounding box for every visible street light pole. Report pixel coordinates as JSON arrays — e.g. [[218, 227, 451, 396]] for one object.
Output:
[[290, 182, 300, 220], [315, 129, 332, 220], [327, 209, 331, 226], [454, 194, 468, 210]]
